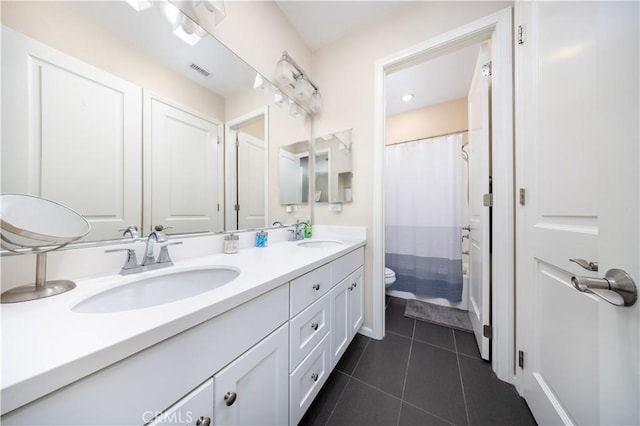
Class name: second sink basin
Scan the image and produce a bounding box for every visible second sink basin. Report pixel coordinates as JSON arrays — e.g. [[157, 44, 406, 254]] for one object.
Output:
[[297, 240, 343, 248], [73, 267, 239, 313]]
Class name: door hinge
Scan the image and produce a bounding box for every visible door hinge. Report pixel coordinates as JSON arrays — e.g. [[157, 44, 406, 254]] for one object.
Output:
[[234, 204, 240, 212], [517, 25, 525, 45], [483, 193, 493, 207], [217, 203, 220, 212], [235, 134, 239, 148], [482, 61, 492, 77], [519, 188, 526, 206], [518, 350, 525, 368], [483, 324, 492, 339]]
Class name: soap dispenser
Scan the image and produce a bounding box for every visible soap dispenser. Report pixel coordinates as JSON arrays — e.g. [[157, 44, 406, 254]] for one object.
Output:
[[223, 233, 239, 254], [304, 217, 312, 238]]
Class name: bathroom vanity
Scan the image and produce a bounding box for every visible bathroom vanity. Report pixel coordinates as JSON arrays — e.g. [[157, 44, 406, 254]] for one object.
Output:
[[0, 232, 365, 425]]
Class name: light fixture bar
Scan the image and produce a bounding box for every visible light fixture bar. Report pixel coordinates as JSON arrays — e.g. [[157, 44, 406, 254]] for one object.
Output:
[[281, 51, 319, 91]]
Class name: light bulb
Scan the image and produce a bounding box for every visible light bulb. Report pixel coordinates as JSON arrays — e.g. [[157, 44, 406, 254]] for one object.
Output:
[[294, 76, 312, 102], [309, 90, 323, 113], [274, 57, 294, 87]]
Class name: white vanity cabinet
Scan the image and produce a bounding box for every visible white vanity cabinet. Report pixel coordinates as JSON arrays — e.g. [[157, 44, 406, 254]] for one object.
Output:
[[1, 285, 289, 426], [149, 379, 214, 426], [330, 267, 364, 368], [213, 324, 289, 426], [289, 247, 364, 425]]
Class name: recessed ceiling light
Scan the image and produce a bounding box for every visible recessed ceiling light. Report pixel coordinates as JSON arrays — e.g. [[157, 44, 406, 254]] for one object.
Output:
[[401, 93, 414, 102]]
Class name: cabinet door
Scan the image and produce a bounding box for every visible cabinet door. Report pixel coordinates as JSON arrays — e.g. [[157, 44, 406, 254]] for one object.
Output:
[[149, 379, 213, 426], [329, 277, 350, 369], [213, 324, 288, 426], [348, 267, 364, 338]]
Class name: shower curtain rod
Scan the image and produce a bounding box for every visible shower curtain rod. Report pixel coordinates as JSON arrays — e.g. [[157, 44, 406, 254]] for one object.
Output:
[[390, 129, 468, 146]]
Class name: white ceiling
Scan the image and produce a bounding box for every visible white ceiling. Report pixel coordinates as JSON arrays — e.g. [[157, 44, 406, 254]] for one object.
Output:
[[275, 1, 404, 50], [275, 1, 480, 116], [385, 43, 481, 116]]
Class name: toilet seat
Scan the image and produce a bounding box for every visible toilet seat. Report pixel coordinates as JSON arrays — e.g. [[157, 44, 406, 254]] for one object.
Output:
[[384, 267, 396, 287]]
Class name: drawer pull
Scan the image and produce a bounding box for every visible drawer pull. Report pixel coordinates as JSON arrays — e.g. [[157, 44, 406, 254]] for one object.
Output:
[[196, 416, 211, 426], [224, 391, 237, 406], [311, 322, 319, 331], [312, 283, 321, 291], [349, 284, 354, 291], [311, 373, 319, 382]]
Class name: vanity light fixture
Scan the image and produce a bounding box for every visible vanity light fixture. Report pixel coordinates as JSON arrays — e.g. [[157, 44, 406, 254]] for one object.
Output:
[[125, 0, 152, 11], [254, 73, 268, 92], [309, 90, 323, 114], [401, 93, 414, 102], [273, 88, 285, 106], [201, 0, 227, 25], [173, 18, 206, 46], [274, 51, 322, 114]]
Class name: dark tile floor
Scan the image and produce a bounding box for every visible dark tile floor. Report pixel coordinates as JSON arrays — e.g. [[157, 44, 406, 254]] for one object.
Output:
[[299, 296, 537, 426]]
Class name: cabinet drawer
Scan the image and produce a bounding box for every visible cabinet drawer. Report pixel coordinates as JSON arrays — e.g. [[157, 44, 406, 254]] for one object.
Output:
[[149, 379, 213, 425], [289, 293, 330, 372], [289, 333, 331, 426], [290, 264, 331, 317], [331, 247, 364, 285]]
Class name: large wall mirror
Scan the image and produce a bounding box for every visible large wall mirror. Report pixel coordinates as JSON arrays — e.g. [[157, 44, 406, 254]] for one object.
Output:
[[1, 0, 310, 244]]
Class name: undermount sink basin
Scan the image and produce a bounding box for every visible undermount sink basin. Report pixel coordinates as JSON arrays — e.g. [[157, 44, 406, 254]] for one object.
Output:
[[72, 267, 239, 313], [297, 240, 343, 248]]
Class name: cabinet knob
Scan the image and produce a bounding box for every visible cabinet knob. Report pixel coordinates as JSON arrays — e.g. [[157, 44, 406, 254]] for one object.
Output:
[[311, 322, 319, 331], [311, 373, 319, 382], [224, 391, 237, 406], [196, 416, 211, 426], [312, 283, 320, 291], [352, 282, 357, 288], [349, 284, 354, 291]]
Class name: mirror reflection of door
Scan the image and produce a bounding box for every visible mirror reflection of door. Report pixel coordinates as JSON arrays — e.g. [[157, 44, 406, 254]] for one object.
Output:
[[278, 141, 310, 205], [236, 131, 266, 230], [226, 110, 268, 231]]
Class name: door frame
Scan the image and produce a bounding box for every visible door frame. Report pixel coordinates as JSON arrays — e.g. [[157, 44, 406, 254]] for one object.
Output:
[[372, 7, 514, 383], [225, 106, 269, 231]]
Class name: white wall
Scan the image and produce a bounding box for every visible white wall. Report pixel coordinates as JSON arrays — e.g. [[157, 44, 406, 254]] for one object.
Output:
[[310, 1, 510, 333]]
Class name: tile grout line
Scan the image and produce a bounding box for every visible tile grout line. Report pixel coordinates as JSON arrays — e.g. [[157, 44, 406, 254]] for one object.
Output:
[[323, 338, 371, 426], [453, 330, 472, 426], [396, 318, 416, 426], [348, 375, 456, 426]]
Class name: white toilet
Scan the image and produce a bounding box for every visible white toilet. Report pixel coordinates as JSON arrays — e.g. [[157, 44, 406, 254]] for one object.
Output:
[[384, 267, 396, 289]]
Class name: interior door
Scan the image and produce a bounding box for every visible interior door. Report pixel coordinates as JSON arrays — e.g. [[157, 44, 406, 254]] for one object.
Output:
[[237, 131, 267, 229], [278, 150, 302, 204], [517, 2, 639, 425], [147, 94, 221, 234], [467, 42, 492, 360]]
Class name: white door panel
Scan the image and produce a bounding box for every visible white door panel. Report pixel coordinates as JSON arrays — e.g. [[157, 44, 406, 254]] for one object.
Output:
[[467, 42, 491, 361], [237, 131, 266, 230], [1, 26, 142, 241], [517, 2, 639, 425], [146, 94, 221, 234]]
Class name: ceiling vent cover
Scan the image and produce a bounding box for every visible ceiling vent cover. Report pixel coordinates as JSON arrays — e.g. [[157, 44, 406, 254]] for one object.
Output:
[[189, 63, 211, 78]]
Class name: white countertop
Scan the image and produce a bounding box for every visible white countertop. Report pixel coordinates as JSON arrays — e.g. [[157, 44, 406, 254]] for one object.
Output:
[[1, 232, 365, 415]]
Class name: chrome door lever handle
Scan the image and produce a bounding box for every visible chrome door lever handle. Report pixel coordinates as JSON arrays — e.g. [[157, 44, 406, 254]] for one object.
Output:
[[571, 269, 637, 306], [570, 258, 599, 272]]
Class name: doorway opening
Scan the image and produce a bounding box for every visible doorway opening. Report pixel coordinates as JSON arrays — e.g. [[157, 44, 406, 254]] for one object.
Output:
[[373, 7, 514, 383]]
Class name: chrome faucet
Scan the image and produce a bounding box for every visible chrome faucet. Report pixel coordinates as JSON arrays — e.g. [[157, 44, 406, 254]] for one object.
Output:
[[142, 231, 167, 266], [289, 221, 308, 241], [106, 231, 182, 275]]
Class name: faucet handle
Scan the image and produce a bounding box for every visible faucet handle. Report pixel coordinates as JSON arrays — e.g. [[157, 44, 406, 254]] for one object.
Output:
[[105, 248, 139, 274], [119, 226, 139, 239], [157, 241, 183, 264]]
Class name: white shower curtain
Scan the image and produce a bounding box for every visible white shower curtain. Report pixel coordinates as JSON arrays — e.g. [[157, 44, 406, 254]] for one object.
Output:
[[385, 134, 463, 301]]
